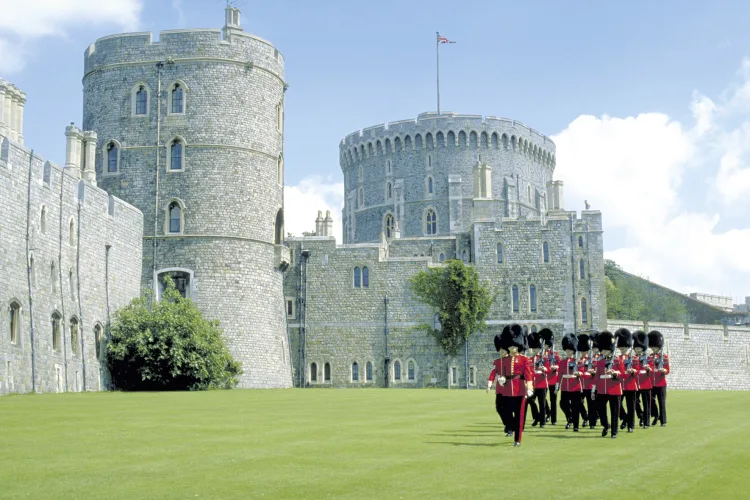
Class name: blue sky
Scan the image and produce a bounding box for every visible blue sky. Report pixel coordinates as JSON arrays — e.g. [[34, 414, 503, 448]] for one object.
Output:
[[2, 0, 750, 301]]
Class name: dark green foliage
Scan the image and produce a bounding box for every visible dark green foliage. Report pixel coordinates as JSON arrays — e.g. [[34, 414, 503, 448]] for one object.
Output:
[[106, 277, 242, 391], [409, 260, 494, 357]]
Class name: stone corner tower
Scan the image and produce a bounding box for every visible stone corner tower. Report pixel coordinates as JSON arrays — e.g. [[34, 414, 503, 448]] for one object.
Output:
[[82, 7, 292, 388]]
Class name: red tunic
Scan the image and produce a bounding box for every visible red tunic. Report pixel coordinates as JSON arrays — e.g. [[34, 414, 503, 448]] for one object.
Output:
[[544, 350, 561, 386], [621, 355, 640, 391], [488, 355, 534, 397], [579, 356, 595, 390], [559, 356, 582, 392], [594, 356, 624, 396], [531, 354, 550, 389], [636, 355, 653, 390], [650, 354, 670, 388]]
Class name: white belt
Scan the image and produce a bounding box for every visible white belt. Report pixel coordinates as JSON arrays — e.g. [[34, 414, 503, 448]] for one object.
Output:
[[599, 375, 613, 379], [562, 374, 576, 379], [639, 370, 648, 374], [534, 370, 543, 374]]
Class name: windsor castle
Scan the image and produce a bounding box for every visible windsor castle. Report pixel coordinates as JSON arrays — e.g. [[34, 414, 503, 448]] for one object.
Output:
[[2, 8, 748, 395]]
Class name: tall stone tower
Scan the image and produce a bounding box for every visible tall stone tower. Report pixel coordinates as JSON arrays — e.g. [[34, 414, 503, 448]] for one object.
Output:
[[82, 7, 292, 388]]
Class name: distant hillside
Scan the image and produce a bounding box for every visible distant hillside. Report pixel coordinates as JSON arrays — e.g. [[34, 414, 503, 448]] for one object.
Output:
[[605, 260, 730, 325]]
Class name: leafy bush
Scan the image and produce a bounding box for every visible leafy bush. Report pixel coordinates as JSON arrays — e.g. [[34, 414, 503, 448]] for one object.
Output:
[[107, 277, 242, 391]]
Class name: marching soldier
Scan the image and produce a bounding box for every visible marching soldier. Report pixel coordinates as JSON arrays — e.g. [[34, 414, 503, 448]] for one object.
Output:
[[488, 332, 512, 435], [648, 330, 669, 427], [633, 330, 653, 429], [559, 333, 583, 432], [615, 328, 638, 434], [539, 328, 560, 425], [577, 333, 595, 428], [593, 330, 625, 438], [526, 330, 549, 427]]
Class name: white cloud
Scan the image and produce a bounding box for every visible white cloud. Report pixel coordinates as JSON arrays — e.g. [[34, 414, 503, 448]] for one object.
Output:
[[0, 0, 142, 74], [284, 176, 345, 240], [552, 59, 750, 300]]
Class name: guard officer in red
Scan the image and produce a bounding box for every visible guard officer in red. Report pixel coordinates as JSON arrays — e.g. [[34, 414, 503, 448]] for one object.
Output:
[[633, 330, 653, 428], [539, 328, 560, 425], [615, 328, 638, 433], [559, 333, 583, 432], [577, 333, 595, 427], [648, 330, 669, 427], [487, 333, 512, 435], [594, 330, 625, 438]]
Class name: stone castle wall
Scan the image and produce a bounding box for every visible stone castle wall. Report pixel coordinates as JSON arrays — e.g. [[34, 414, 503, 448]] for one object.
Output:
[[0, 130, 143, 395], [82, 21, 292, 388]]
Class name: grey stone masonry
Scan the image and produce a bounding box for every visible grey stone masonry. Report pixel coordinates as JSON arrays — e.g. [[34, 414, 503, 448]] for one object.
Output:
[[1, 125, 142, 395], [82, 9, 292, 388]]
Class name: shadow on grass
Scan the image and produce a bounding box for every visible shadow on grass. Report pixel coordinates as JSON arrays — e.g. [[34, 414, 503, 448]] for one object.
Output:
[[425, 441, 505, 447]]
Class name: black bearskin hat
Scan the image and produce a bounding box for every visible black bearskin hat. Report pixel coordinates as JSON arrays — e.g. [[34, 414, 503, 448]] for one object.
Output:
[[562, 333, 578, 352], [499, 325, 514, 351], [598, 330, 615, 352], [615, 328, 633, 348], [510, 324, 525, 350], [528, 330, 542, 349], [648, 330, 664, 349], [633, 330, 648, 350], [590, 331, 600, 351], [493, 333, 503, 352], [577, 334, 591, 352], [539, 328, 555, 348]]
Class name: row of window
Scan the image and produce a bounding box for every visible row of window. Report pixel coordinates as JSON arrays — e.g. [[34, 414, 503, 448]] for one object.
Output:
[[308, 360, 421, 383], [7, 302, 106, 358]]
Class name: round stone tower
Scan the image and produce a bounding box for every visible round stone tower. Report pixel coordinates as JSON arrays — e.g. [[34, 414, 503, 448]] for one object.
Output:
[[82, 7, 292, 388], [339, 112, 557, 243]]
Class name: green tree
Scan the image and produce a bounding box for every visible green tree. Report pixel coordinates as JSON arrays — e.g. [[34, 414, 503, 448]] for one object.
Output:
[[409, 260, 494, 358], [106, 277, 242, 391]]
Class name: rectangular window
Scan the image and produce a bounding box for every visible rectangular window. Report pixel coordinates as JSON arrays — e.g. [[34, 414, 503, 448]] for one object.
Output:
[[512, 285, 519, 313], [581, 298, 588, 324], [579, 259, 585, 279], [543, 242, 549, 263], [286, 299, 294, 318], [469, 367, 476, 385], [135, 90, 147, 115], [362, 267, 369, 288], [352, 363, 359, 382], [366, 362, 373, 381], [530, 285, 537, 313], [497, 243, 503, 264]]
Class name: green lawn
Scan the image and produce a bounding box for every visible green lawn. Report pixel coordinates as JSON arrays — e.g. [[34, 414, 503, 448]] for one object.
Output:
[[1, 389, 748, 499]]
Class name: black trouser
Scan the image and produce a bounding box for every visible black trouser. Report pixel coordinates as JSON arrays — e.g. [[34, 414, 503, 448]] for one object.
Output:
[[495, 394, 510, 432], [527, 388, 547, 424], [546, 384, 559, 423], [620, 390, 636, 430], [560, 391, 581, 429], [597, 394, 621, 435], [651, 386, 667, 424], [502, 396, 527, 443], [582, 389, 597, 426], [637, 389, 651, 427]]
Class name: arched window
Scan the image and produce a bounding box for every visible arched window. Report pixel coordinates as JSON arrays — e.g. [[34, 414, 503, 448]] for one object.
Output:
[[447, 131, 455, 147], [52, 312, 62, 352], [439, 253, 445, 263], [512, 285, 519, 313], [578, 236, 584, 248], [386, 182, 392, 201], [384, 213, 394, 238], [353, 267, 361, 288], [276, 101, 284, 132], [310, 362, 318, 382], [530, 285, 537, 312], [579, 259, 585, 279], [352, 362, 359, 382], [69, 218, 76, 246], [324, 362, 331, 382], [497, 243, 503, 264], [77, 180, 85, 204], [366, 361, 373, 381], [134, 85, 148, 115], [70, 317, 79, 355], [106, 142, 119, 173], [94, 324, 103, 360], [425, 209, 437, 235], [531, 325, 538, 334], [40, 206, 47, 234], [275, 209, 284, 245], [434, 313, 441, 331], [169, 139, 184, 171], [427, 176, 434, 195], [408, 360, 415, 380], [458, 131, 466, 147], [9, 301, 21, 344], [362, 266, 369, 288], [581, 298, 588, 324], [543, 241, 549, 263], [277, 154, 283, 185], [169, 202, 182, 234], [171, 83, 184, 113], [393, 360, 401, 381]]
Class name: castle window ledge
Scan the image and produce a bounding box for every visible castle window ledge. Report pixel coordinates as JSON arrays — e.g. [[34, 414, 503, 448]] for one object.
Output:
[[275, 244, 290, 268]]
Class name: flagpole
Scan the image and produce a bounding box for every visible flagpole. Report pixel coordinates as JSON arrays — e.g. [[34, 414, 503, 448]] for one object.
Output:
[[436, 32, 441, 115]]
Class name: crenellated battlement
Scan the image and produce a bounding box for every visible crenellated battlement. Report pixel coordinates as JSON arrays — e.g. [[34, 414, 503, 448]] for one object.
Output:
[[340, 111, 556, 168]]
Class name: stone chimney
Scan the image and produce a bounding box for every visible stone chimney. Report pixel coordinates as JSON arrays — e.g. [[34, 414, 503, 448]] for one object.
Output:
[[65, 123, 83, 178], [546, 180, 564, 211], [223, 6, 242, 39], [82, 130, 98, 185], [324, 210, 333, 237], [314, 210, 323, 235], [0, 78, 25, 144]]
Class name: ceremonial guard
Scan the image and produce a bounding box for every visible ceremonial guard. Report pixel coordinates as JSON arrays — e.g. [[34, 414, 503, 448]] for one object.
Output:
[[577, 333, 595, 428], [539, 328, 560, 425], [633, 330, 653, 429], [487, 324, 535, 447], [488, 333, 512, 435], [615, 328, 638, 433], [594, 330, 625, 438], [526, 330, 549, 427], [559, 333, 583, 432], [648, 330, 669, 427]]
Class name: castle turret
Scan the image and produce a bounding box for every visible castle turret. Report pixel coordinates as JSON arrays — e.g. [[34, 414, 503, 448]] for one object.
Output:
[[65, 123, 83, 178], [83, 8, 291, 388], [323, 210, 333, 236], [82, 130, 98, 185]]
